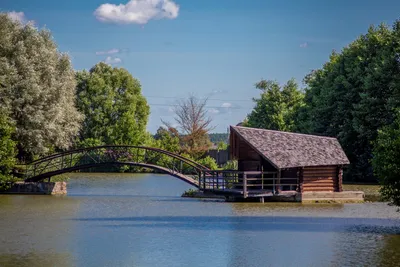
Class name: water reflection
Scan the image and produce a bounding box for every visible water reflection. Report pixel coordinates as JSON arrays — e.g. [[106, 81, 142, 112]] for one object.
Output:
[[0, 173, 399, 267]]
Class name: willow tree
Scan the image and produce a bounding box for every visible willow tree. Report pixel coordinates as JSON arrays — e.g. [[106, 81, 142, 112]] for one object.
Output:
[[76, 63, 150, 146], [0, 13, 83, 160], [0, 110, 16, 187]]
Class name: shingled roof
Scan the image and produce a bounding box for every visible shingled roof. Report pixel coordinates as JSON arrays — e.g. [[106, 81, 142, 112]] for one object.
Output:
[[231, 126, 349, 169]]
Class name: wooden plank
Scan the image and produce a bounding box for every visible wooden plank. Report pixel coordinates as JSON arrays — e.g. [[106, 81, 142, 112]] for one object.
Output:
[[303, 177, 335, 181], [304, 178, 335, 181], [304, 172, 337, 177], [304, 179, 335, 183], [303, 173, 336, 178], [303, 181, 335, 185], [304, 166, 337, 170], [303, 170, 337, 174], [303, 185, 334, 189], [303, 188, 334, 192]]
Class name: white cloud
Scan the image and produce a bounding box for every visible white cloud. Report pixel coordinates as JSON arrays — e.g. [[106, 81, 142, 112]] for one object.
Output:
[[104, 56, 122, 64], [94, 0, 179, 25], [7, 11, 27, 24], [221, 102, 232, 108], [96, 48, 120, 55], [208, 108, 220, 114], [300, 42, 308, 48]]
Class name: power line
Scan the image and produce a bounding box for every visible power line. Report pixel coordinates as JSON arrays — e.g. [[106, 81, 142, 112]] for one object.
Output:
[[144, 95, 254, 102], [148, 103, 251, 110]]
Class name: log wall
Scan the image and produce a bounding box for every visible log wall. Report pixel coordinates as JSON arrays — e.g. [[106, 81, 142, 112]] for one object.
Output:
[[302, 166, 338, 192]]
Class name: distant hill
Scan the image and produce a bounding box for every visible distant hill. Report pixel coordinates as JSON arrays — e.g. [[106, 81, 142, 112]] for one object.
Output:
[[209, 133, 229, 144]]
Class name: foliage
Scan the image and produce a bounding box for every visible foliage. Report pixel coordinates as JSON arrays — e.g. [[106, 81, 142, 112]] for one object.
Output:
[[50, 174, 70, 182], [196, 156, 218, 170], [222, 160, 238, 171], [0, 110, 17, 188], [217, 141, 228, 151], [0, 14, 83, 159], [246, 79, 304, 131], [77, 138, 105, 148], [181, 188, 198, 197], [154, 126, 180, 153], [76, 62, 150, 146], [299, 22, 400, 182], [371, 111, 400, 206], [163, 96, 213, 159]]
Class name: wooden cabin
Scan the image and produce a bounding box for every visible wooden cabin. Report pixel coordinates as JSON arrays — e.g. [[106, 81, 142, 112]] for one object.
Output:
[[229, 126, 350, 193]]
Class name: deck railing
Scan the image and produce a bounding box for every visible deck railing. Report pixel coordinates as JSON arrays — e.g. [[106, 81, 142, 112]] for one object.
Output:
[[199, 170, 299, 197]]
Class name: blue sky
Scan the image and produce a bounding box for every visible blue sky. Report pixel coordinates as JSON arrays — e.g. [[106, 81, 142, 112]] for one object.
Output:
[[2, 0, 400, 133]]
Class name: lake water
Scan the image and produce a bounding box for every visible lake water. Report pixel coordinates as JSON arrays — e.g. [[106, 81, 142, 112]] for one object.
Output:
[[1, 173, 400, 267]]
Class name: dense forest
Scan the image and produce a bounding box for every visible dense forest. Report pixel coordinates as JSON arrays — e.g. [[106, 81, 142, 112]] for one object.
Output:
[[209, 133, 229, 144], [244, 22, 400, 205]]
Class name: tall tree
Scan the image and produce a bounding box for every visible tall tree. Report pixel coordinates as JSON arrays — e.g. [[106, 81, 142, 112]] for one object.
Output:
[[300, 22, 400, 181], [76, 63, 150, 146], [0, 110, 16, 187], [164, 96, 213, 159], [246, 79, 304, 131], [0, 14, 83, 159], [372, 110, 400, 206]]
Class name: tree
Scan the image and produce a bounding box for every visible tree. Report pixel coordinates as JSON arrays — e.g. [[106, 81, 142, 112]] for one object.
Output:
[[246, 79, 304, 131], [0, 110, 16, 187], [0, 14, 83, 159], [299, 22, 400, 181], [76, 63, 150, 146], [154, 126, 180, 153], [217, 141, 228, 151], [372, 111, 400, 206], [164, 96, 213, 159]]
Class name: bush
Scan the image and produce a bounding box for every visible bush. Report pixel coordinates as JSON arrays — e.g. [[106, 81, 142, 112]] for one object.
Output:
[[196, 156, 218, 170], [222, 160, 238, 170], [372, 111, 400, 207]]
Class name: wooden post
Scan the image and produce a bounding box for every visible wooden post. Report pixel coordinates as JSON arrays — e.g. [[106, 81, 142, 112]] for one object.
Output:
[[276, 169, 281, 194], [203, 171, 206, 190], [298, 167, 304, 193], [337, 166, 343, 192], [261, 166, 264, 190], [243, 172, 248, 198]]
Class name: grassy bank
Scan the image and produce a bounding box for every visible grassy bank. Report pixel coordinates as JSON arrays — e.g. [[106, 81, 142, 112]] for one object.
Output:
[[343, 183, 381, 201]]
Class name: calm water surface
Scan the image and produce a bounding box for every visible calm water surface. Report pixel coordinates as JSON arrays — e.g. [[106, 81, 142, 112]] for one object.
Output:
[[1, 173, 400, 267]]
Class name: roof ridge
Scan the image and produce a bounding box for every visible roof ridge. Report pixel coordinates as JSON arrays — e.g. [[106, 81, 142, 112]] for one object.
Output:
[[231, 125, 337, 140]]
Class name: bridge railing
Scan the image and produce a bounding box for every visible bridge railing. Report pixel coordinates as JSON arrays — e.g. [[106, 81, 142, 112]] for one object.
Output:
[[199, 170, 299, 197], [25, 146, 207, 183]]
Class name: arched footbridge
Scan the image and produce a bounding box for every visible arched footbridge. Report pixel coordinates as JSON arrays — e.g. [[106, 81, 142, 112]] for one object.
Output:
[[24, 145, 286, 198], [24, 146, 209, 188]]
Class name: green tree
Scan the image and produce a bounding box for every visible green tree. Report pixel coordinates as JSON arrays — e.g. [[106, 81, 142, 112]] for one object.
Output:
[[372, 111, 400, 206], [246, 79, 304, 131], [300, 22, 400, 181], [0, 14, 83, 159], [217, 141, 228, 151], [76, 63, 150, 146], [154, 126, 180, 153], [0, 110, 16, 187]]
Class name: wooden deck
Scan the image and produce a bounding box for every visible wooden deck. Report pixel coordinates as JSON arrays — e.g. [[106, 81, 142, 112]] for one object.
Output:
[[199, 171, 299, 199]]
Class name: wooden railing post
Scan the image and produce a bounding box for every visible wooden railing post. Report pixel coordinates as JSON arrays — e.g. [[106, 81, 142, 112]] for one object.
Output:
[[203, 171, 206, 190], [243, 172, 248, 198]]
